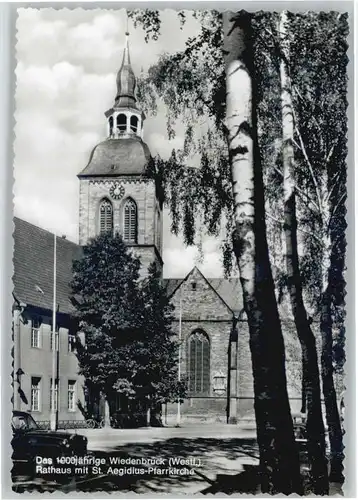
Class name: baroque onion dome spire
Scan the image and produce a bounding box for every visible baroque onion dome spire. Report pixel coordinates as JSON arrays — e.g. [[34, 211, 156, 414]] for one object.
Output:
[[115, 31, 138, 109], [79, 24, 150, 180]]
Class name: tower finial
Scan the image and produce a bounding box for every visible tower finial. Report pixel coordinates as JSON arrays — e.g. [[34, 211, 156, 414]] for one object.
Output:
[[114, 14, 137, 109], [125, 10, 129, 36]]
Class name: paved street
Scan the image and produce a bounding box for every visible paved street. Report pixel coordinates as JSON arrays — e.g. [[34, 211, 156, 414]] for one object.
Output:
[[80, 422, 257, 449], [12, 424, 344, 495], [13, 424, 260, 494], [79, 424, 259, 494]]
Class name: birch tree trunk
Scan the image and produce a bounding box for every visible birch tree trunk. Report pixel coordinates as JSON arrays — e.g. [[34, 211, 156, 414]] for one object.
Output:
[[223, 11, 301, 494], [320, 226, 344, 483], [279, 10, 328, 494]]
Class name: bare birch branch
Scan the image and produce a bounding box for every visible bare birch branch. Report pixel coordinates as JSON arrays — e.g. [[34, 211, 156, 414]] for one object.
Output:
[[328, 192, 347, 229], [266, 212, 322, 244], [272, 166, 320, 212], [292, 85, 327, 160], [266, 213, 284, 225], [325, 143, 336, 165], [291, 105, 323, 218], [325, 168, 343, 204]]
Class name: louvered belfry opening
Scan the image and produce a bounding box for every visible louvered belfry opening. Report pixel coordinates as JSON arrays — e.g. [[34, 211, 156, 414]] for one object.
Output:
[[188, 330, 210, 396], [130, 115, 139, 133], [99, 199, 113, 235], [117, 113, 127, 133], [124, 198, 137, 243], [109, 116, 114, 137]]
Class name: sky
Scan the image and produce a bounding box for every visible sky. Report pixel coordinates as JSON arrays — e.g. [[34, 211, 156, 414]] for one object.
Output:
[[14, 8, 227, 279]]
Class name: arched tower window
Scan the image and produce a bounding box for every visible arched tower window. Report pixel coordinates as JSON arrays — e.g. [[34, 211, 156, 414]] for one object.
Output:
[[117, 114, 127, 133], [109, 116, 113, 137], [188, 330, 210, 396], [123, 198, 137, 243], [99, 199, 113, 235], [130, 115, 139, 133]]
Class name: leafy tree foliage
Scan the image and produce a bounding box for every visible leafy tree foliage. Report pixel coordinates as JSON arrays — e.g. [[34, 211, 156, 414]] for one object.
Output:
[[138, 262, 187, 406], [135, 10, 347, 329], [71, 233, 186, 414], [136, 11, 235, 274], [134, 9, 303, 493], [135, 7, 347, 391], [131, 7, 348, 488], [254, 12, 347, 482]]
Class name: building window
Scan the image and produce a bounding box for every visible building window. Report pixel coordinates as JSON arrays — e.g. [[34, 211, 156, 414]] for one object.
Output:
[[130, 115, 138, 133], [68, 380, 76, 411], [50, 331, 59, 351], [31, 318, 41, 348], [117, 113, 127, 133], [191, 282, 197, 291], [31, 377, 41, 411], [99, 199, 113, 235], [123, 198, 137, 243], [109, 116, 113, 137], [188, 330, 210, 396], [50, 378, 59, 411], [68, 334, 76, 353]]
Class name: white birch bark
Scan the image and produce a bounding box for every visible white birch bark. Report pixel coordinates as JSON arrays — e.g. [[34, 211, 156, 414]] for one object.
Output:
[[280, 11, 295, 208], [223, 11, 301, 494], [279, 11, 328, 493], [226, 59, 255, 295]]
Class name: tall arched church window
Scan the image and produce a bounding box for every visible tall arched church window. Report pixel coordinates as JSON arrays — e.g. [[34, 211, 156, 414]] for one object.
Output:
[[117, 114, 127, 133], [99, 199, 113, 235], [130, 115, 139, 133], [123, 199, 137, 243], [188, 330, 210, 396]]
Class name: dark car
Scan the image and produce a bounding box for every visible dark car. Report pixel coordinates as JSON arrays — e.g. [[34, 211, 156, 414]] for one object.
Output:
[[11, 411, 87, 479]]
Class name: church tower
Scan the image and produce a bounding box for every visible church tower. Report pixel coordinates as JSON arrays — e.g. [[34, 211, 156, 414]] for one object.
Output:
[[78, 32, 163, 277]]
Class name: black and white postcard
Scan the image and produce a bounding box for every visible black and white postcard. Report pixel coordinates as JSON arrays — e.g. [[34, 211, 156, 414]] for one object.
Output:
[[2, 4, 353, 497]]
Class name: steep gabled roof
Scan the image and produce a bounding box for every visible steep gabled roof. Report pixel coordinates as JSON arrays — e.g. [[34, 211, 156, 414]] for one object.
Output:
[[163, 266, 243, 314], [13, 217, 82, 315], [208, 278, 244, 314]]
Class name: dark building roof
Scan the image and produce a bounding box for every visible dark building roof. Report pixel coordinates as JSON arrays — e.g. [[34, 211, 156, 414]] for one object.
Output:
[[163, 275, 243, 314], [209, 278, 244, 313], [13, 217, 243, 317], [13, 217, 81, 315], [78, 138, 151, 177]]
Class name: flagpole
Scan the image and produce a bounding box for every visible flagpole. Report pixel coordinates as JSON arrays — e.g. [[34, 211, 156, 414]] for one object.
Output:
[[176, 286, 182, 427], [50, 233, 57, 431]]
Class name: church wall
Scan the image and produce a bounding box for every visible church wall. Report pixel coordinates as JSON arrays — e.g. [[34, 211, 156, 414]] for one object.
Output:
[[237, 320, 254, 400], [171, 319, 233, 395], [129, 245, 162, 278], [170, 271, 234, 323], [79, 179, 90, 245], [236, 319, 308, 397], [166, 318, 232, 424], [166, 269, 237, 423], [167, 302, 331, 423], [78, 178, 158, 247], [236, 319, 330, 418]]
